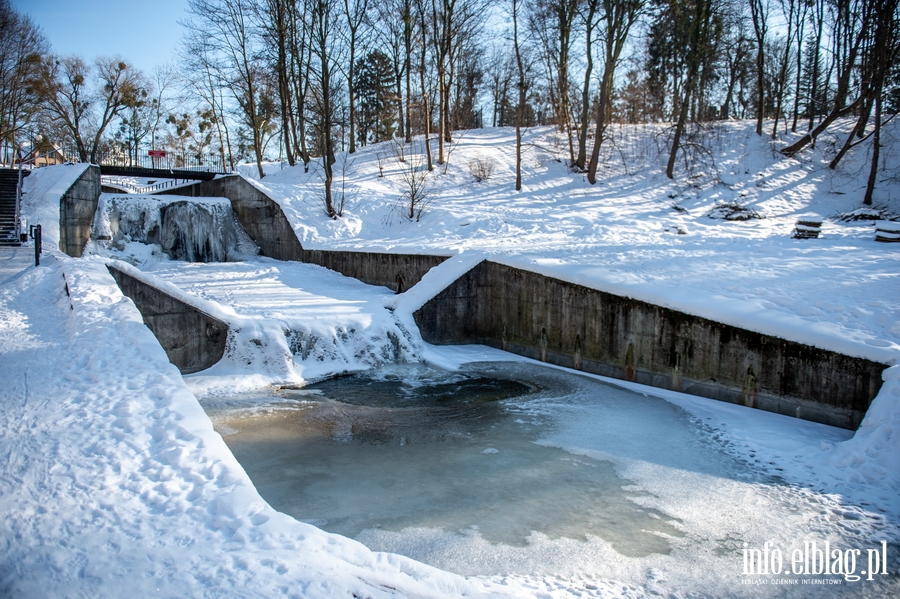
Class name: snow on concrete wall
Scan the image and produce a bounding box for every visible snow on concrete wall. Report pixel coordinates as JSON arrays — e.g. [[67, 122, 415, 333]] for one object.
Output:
[[414, 259, 886, 430]]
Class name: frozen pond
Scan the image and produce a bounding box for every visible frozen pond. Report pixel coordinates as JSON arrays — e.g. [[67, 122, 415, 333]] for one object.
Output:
[[202, 363, 898, 597]]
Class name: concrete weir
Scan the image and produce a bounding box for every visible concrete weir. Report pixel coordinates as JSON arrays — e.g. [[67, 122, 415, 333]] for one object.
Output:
[[159, 175, 449, 292], [97, 172, 884, 429], [413, 260, 885, 430], [107, 264, 227, 374]]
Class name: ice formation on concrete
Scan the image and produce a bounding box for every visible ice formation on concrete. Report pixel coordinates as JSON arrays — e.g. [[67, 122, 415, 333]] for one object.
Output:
[[93, 194, 258, 262]]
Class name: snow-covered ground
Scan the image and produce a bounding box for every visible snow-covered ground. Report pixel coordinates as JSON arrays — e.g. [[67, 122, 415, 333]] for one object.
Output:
[[2, 121, 899, 597]]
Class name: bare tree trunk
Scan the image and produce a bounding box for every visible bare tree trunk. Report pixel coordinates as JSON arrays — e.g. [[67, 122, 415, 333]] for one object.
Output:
[[418, 3, 434, 171], [404, 0, 413, 142], [749, 0, 766, 136], [807, 0, 825, 131], [790, 5, 805, 132], [863, 91, 881, 206], [771, 0, 796, 138], [512, 0, 526, 191], [574, 0, 598, 171], [312, 0, 337, 217], [781, 0, 870, 157], [666, 0, 711, 179], [343, 0, 367, 154], [587, 0, 644, 184], [587, 61, 613, 183]]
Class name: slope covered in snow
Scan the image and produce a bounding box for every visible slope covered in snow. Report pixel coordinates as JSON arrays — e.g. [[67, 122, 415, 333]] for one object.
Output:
[[246, 121, 900, 366]]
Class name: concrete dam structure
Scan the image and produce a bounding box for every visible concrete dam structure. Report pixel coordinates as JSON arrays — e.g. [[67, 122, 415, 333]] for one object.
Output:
[[57, 169, 886, 430]]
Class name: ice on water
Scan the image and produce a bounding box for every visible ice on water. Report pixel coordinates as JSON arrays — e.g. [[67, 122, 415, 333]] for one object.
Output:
[[203, 362, 898, 597]]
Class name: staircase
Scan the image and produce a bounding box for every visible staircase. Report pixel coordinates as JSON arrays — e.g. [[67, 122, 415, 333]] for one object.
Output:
[[0, 168, 25, 246]]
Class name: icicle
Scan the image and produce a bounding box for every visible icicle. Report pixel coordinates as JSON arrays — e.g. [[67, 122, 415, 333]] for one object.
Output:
[[94, 195, 257, 262]]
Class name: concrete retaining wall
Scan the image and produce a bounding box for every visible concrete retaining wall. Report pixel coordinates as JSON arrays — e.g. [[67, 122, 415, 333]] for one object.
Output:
[[414, 260, 885, 430], [59, 165, 101, 258], [162, 175, 448, 291], [159, 176, 304, 261], [107, 264, 228, 374], [300, 249, 448, 291]]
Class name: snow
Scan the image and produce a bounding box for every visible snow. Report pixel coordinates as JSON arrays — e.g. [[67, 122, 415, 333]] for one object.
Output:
[[0, 255, 498, 599], [2, 121, 899, 597], [19, 163, 90, 248], [251, 121, 900, 366], [108, 258, 422, 395]]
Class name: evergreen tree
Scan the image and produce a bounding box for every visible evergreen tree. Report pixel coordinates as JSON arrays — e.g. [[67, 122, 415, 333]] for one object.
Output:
[[355, 50, 396, 145]]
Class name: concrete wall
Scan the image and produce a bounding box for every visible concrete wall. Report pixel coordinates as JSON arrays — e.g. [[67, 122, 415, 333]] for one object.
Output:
[[414, 260, 885, 430], [159, 176, 304, 261], [107, 264, 228, 374], [300, 249, 448, 292], [163, 175, 448, 292], [59, 165, 101, 258]]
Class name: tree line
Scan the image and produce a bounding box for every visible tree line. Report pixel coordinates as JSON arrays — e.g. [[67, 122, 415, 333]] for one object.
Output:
[[1, 0, 898, 211]]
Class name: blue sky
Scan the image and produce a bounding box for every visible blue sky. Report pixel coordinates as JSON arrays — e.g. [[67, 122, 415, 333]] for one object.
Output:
[[11, 0, 189, 74]]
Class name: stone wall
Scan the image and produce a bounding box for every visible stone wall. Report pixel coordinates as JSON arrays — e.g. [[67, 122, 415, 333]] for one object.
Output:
[[107, 264, 228, 374], [59, 165, 101, 258], [414, 260, 885, 430]]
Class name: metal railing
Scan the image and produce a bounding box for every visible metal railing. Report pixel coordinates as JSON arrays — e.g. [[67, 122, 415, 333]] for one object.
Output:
[[89, 151, 231, 174], [62, 146, 231, 174], [15, 169, 23, 241], [133, 179, 199, 194]]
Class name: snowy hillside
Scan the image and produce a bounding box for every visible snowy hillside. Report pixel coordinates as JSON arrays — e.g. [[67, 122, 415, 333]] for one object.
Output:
[[242, 120, 900, 366]]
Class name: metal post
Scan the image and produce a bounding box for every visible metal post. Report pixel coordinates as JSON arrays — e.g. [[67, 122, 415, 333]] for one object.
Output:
[[29, 224, 41, 266]]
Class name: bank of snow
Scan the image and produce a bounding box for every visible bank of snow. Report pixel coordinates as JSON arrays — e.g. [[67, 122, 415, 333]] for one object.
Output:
[[19, 163, 90, 248]]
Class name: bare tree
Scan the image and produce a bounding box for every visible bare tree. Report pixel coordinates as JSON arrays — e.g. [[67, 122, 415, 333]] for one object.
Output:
[[288, 0, 313, 168], [530, 0, 579, 166], [184, 0, 271, 178], [372, 0, 411, 142], [415, 0, 435, 170], [748, 0, 768, 135], [35, 55, 145, 163], [339, 0, 370, 154], [178, 40, 236, 170], [770, 0, 799, 138], [428, 0, 486, 164], [587, 0, 645, 184], [573, 0, 599, 172], [309, 0, 343, 217], [664, 0, 718, 179], [0, 0, 48, 166], [393, 138, 431, 220], [257, 0, 300, 166], [718, 10, 753, 121], [512, 0, 528, 190], [780, 0, 875, 157]]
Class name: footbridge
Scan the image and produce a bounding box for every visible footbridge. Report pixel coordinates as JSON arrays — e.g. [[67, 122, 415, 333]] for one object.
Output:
[[92, 149, 230, 181]]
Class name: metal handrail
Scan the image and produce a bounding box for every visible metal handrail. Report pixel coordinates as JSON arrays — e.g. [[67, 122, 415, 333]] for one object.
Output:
[[15, 168, 22, 241]]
